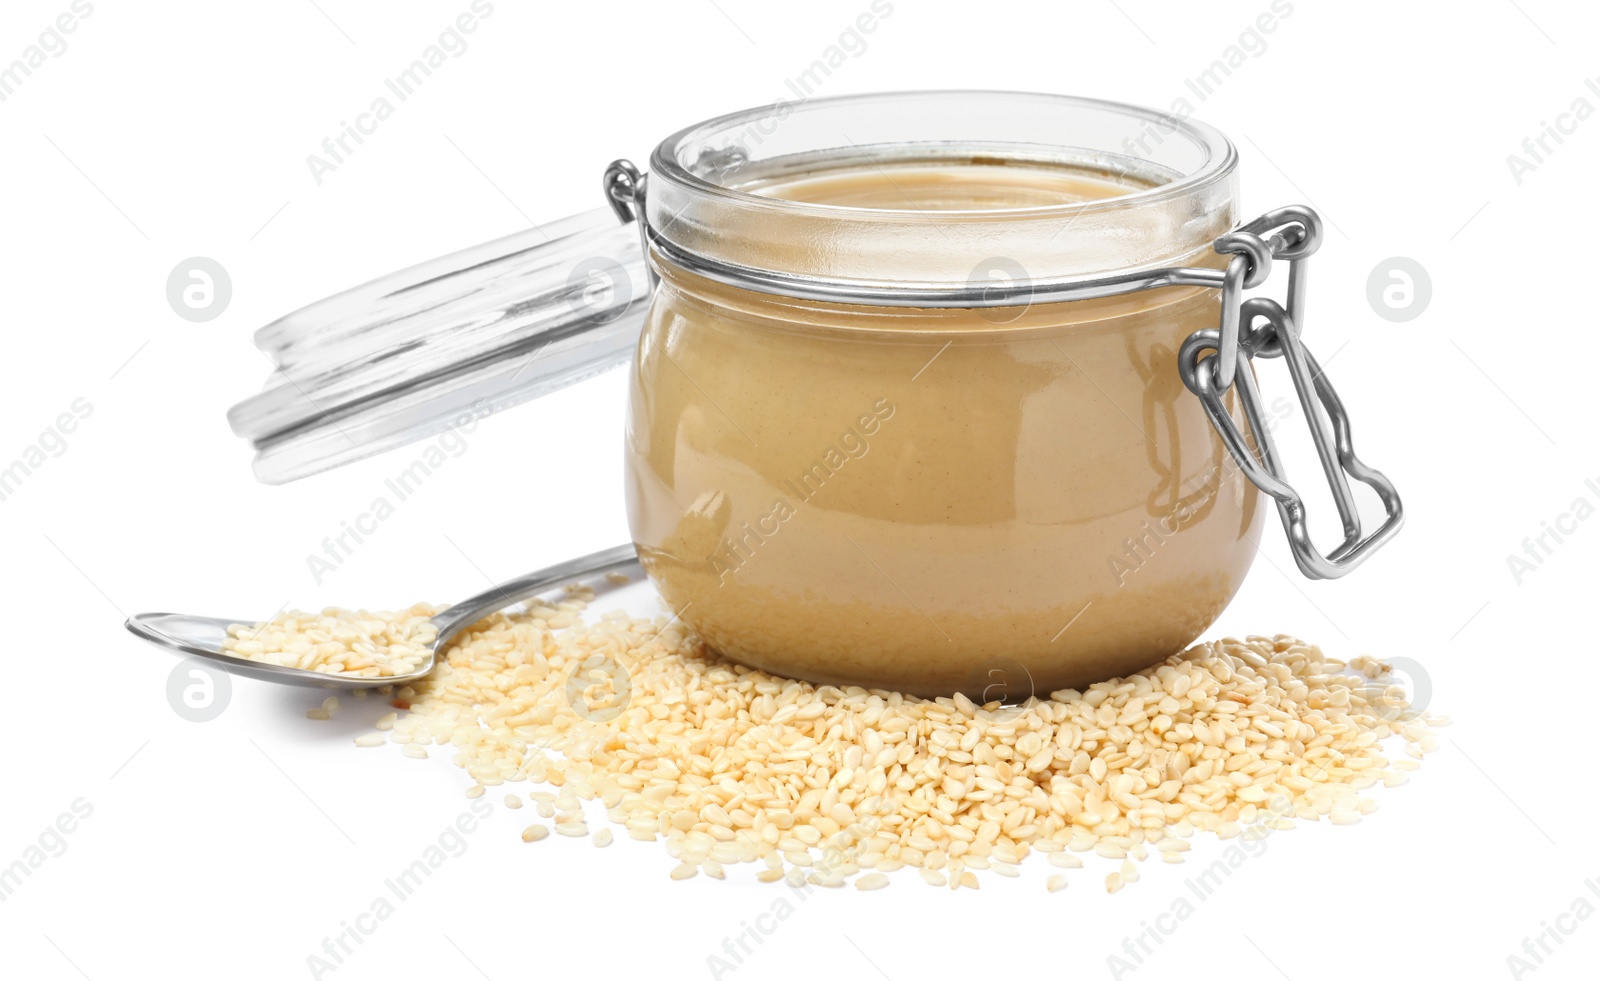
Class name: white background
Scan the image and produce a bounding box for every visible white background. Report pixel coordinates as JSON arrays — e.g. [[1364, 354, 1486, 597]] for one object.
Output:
[[2, 1, 1597, 979]]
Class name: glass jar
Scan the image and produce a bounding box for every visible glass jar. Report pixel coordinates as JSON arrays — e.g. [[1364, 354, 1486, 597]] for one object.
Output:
[[230, 91, 1402, 699], [625, 93, 1251, 696]]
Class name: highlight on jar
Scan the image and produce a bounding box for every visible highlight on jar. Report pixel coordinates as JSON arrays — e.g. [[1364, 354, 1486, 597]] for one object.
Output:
[[129, 91, 1429, 893]]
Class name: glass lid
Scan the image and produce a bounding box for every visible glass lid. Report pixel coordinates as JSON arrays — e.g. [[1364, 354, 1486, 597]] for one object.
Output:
[[228, 207, 648, 484]]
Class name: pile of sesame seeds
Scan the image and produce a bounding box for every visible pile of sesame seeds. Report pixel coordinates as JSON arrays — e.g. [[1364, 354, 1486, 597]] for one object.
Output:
[[310, 585, 1446, 892], [223, 605, 437, 679]]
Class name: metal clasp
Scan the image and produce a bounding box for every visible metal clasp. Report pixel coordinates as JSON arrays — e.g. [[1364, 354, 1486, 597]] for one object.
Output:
[[1178, 205, 1403, 580], [603, 159, 658, 292]]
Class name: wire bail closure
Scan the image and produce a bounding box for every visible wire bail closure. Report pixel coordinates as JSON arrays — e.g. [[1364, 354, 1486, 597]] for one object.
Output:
[[1177, 206, 1403, 580], [601, 158, 1402, 580], [603, 159, 657, 292]]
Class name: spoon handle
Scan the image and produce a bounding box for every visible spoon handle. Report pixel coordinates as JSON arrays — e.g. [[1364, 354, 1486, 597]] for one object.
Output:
[[430, 543, 640, 646]]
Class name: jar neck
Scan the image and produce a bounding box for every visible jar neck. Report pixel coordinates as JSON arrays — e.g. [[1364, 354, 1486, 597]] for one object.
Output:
[[647, 92, 1239, 295]]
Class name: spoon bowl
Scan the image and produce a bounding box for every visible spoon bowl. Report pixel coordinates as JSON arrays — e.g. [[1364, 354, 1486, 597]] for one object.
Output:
[[125, 544, 639, 689]]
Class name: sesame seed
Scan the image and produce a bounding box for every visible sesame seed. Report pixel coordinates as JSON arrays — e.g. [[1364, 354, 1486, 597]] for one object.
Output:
[[294, 595, 1430, 894], [224, 606, 437, 678]]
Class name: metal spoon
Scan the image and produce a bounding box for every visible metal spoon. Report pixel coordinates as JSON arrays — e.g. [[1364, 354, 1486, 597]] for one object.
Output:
[[124, 544, 639, 689]]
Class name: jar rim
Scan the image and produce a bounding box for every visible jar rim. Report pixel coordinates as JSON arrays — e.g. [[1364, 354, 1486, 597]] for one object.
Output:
[[648, 90, 1237, 223], [642, 91, 1240, 299]]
